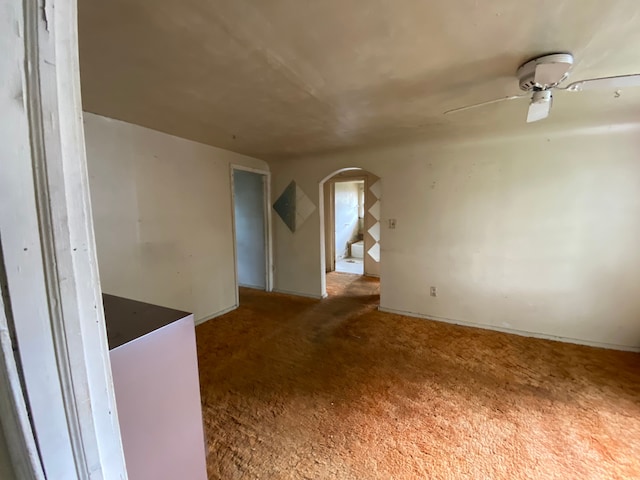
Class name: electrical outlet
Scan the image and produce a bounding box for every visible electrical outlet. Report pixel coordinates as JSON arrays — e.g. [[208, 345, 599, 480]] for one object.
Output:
[[430, 286, 437, 297], [388, 218, 397, 229]]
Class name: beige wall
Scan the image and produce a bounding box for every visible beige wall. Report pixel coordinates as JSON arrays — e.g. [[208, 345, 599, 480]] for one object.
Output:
[[84, 113, 268, 322], [0, 427, 16, 480], [270, 125, 640, 350]]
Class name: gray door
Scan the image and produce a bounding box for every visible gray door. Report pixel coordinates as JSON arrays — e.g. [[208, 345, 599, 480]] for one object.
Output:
[[233, 170, 266, 289]]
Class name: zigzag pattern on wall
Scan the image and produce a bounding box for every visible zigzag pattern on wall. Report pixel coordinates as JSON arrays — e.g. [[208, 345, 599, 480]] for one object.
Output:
[[367, 180, 381, 262]]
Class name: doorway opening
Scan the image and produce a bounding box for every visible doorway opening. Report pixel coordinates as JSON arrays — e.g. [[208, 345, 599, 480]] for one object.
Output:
[[231, 166, 272, 300], [334, 180, 365, 275], [320, 168, 381, 297]]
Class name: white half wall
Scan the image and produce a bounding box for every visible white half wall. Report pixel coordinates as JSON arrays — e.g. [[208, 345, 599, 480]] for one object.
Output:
[[270, 124, 640, 350], [84, 113, 268, 322]]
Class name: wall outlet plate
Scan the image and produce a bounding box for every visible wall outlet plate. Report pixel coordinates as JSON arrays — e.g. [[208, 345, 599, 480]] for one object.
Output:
[[388, 218, 396, 229], [430, 286, 437, 297]]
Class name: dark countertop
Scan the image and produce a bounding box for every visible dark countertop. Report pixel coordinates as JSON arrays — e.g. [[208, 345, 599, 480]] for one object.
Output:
[[103, 294, 191, 350]]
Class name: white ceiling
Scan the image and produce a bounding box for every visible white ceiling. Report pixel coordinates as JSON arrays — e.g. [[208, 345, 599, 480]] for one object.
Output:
[[79, 0, 640, 160]]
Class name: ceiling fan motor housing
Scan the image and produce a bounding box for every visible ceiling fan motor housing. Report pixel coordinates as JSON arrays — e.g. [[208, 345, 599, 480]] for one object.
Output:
[[517, 53, 574, 91]]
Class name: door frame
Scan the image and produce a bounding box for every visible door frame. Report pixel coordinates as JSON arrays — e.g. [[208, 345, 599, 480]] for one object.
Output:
[[319, 168, 369, 296], [323, 181, 336, 273], [328, 176, 368, 270], [230, 165, 273, 306], [1, 0, 127, 477]]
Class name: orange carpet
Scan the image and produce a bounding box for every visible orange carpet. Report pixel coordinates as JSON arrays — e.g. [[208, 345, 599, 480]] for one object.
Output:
[[196, 273, 640, 479]]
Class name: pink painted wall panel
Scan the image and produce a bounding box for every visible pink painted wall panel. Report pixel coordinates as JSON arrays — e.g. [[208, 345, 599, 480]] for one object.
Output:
[[110, 316, 207, 480]]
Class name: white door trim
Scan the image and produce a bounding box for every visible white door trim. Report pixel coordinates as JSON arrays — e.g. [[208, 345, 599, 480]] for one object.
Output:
[[323, 182, 336, 273], [1, 0, 127, 478], [0, 258, 44, 480]]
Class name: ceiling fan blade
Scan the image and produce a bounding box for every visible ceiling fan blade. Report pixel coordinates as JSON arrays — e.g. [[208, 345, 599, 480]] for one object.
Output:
[[563, 74, 640, 92], [444, 94, 527, 115], [526, 91, 552, 123]]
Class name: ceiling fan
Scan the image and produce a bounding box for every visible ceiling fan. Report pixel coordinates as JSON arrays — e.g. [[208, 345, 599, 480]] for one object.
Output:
[[444, 53, 640, 122]]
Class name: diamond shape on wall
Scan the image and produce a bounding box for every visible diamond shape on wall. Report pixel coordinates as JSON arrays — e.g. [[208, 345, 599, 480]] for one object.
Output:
[[369, 200, 381, 221], [273, 181, 297, 232], [295, 184, 315, 229], [273, 181, 316, 233], [368, 222, 380, 242], [367, 242, 380, 262]]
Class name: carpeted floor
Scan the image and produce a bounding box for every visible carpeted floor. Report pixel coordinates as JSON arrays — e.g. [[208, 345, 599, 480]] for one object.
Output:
[[196, 273, 640, 479]]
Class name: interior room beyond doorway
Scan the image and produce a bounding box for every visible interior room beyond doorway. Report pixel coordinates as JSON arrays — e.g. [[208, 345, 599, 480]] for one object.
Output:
[[334, 180, 365, 275], [320, 167, 381, 298], [232, 167, 271, 294]]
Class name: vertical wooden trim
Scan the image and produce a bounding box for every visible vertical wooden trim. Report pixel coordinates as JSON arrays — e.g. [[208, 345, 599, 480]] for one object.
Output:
[[0, 0, 128, 477], [229, 166, 240, 307], [0, 244, 44, 480], [362, 175, 370, 275], [24, 0, 89, 471], [327, 182, 336, 272], [263, 172, 274, 292]]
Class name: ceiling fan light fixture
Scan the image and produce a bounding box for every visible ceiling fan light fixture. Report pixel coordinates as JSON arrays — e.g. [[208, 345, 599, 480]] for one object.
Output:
[[526, 90, 553, 123]]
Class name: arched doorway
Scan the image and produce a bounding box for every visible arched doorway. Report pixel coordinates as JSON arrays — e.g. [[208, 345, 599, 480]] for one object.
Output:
[[319, 168, 381, 297]]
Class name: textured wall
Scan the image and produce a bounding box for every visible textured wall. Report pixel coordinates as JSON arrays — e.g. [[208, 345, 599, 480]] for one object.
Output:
[[85, 113, 268, 322], [270, 125, 640, 349], [0, 428, 16, 480]]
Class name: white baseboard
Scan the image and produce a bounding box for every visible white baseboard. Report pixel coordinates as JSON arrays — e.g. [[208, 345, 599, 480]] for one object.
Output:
[[363, 273, 380, 278], [238, 283, 266, 290], [273, 288, 326, 299], [378, 306, 640, 352], [195, 304, 238, 326]]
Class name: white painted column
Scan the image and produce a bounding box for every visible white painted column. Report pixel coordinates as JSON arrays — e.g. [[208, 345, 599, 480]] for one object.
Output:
[[0, 0, 128, 478]]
